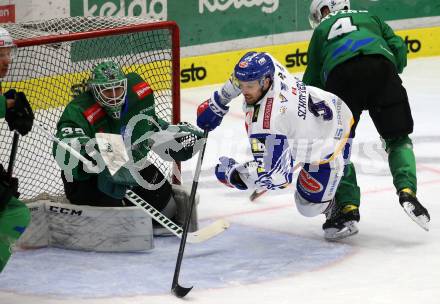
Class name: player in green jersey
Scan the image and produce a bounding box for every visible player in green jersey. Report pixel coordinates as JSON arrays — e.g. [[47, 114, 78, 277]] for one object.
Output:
[[0, 27, 34, 272], [53, 61, 202, 231], [303, 0, 430, 240]]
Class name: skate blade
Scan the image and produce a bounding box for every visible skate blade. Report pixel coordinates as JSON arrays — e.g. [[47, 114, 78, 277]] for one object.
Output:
[[402, 202, 430, 231], [324, 221, 359, 241]]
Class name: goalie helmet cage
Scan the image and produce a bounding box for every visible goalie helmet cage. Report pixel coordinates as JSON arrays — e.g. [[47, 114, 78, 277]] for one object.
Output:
[[0, 17, 181, 201]]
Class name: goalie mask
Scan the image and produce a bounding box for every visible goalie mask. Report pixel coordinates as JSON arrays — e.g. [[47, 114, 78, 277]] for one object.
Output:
[[309, 0, 350, 29], [89, 61, 127, 119], [234, 52, 275, 87]]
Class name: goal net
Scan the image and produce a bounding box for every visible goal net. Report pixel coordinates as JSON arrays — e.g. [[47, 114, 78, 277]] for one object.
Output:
[[0, 17, 180, 201]]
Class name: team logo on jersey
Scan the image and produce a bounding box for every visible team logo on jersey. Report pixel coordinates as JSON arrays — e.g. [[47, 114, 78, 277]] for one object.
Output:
[[132, 82, 153, 99], [280, 106, 287, 114], [279, 93, 288, 103], [277, 72, 286, 80], [263, 98, 273, 129], [292, 87, 297, 95], [334, 128, 343, 140], [83, 103, 106, 125], [250, 137, 266, 154], [298, 170, 323, 193]]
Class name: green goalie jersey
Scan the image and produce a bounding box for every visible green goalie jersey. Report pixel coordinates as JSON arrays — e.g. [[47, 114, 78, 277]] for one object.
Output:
[[53, 72, 166, 180], [303, 10, 407, 88]]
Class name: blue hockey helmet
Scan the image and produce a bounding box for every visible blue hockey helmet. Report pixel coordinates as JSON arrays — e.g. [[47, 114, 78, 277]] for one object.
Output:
[[234, 52, 275, 85]]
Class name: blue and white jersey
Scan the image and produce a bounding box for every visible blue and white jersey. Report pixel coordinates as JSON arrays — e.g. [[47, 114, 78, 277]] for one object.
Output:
[[240, 55, 354, 190]]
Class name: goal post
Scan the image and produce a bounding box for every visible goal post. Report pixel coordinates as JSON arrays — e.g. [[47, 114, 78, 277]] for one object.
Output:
[[0, 17, 181, 201]]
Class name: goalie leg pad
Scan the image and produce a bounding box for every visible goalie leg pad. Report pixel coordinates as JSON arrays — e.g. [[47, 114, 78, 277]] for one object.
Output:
[[172, 184, 199, 232], [15, 201, 48, 249], [18, 198, 154, 252], [47, 201, 154, 252]]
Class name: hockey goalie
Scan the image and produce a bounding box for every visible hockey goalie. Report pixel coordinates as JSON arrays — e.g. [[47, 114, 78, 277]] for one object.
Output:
[[19, 61, 204, 252]]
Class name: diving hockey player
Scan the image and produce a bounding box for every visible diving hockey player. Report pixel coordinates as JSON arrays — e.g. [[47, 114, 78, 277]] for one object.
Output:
[[197, 51, 356, 240], [0, 27, 34, 271], [303, 0, 430, 233]]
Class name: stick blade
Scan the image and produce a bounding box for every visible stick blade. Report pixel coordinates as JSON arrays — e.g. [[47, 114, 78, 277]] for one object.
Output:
[[249, 189, 267, 202], [172, 284, 193, 298], [186, 219, 230, 243]]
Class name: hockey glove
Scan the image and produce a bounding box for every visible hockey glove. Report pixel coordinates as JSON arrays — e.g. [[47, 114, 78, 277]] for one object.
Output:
[[215, 157, 249, 190], [196, 91, 229, 131], [0, 164, 19, 210], [5, 90, 35, 136]]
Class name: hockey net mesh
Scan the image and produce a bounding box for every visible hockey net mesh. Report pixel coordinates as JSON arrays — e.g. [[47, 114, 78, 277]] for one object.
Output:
[[0, 17, 179, 201]]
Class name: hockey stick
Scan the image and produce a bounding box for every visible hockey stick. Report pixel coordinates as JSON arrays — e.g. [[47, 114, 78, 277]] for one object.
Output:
[[7, 132, 19, 177], [249, 188, 267, 202], [249, 163, 302, 202], [34, 121, 229, 243], [171, 129, 209, 298]]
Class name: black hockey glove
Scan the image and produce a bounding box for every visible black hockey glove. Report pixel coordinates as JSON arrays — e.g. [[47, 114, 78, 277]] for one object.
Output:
[[0, 164, 19, 210], [5, 89, 35, 136]]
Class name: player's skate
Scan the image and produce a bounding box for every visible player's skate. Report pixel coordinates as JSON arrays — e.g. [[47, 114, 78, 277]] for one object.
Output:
[[399, 188, 430, 231], [323, 202, 359, 241]]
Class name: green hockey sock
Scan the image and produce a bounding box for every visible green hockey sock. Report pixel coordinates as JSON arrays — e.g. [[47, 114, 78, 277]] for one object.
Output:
[[384, 136, 417, 194], [335, 162, 361, 207]]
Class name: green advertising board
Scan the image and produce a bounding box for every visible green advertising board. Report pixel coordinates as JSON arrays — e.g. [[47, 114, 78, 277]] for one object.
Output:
[[71, 0, 440, 48]]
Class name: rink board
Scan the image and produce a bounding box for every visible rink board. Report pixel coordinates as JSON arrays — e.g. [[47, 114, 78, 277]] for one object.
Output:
[[180, 26, 440, 88]]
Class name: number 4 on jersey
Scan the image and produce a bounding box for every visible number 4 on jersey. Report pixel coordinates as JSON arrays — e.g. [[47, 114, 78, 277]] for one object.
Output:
[[328, 17, 358, 39]]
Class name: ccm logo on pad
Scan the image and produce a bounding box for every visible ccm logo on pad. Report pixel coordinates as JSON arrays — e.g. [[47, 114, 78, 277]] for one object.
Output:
[[133, 82, 153, 99]]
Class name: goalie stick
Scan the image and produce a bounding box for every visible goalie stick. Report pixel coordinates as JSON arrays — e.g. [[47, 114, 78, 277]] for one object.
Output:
[[34, 121, 229, 243]]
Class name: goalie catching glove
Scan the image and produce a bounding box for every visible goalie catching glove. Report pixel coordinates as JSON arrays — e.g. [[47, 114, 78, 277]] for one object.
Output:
[[146, 121, 204, 162]]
